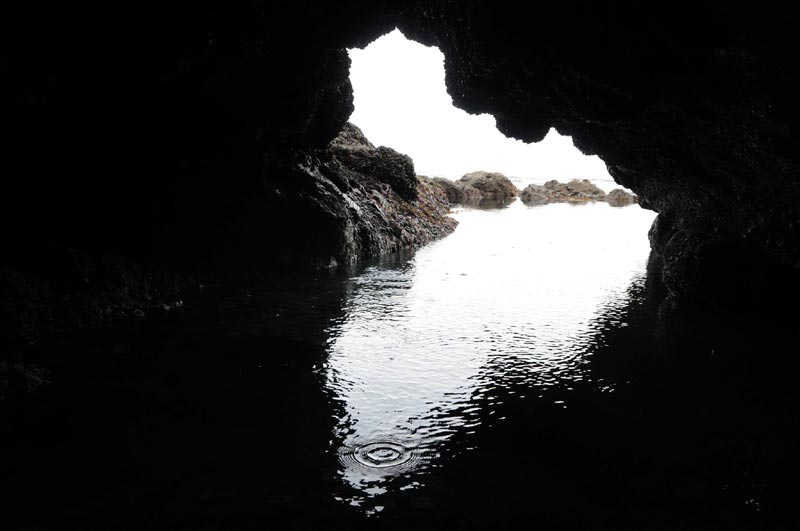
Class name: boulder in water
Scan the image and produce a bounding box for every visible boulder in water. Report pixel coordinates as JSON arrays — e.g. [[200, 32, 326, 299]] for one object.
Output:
[[459, 171, 519, 200], [430, 171, 518, 207], [519, 184, 550, 205], [520, 179, 606, 205], [606, 188, 638, 207], [431, 177, 483, 205]]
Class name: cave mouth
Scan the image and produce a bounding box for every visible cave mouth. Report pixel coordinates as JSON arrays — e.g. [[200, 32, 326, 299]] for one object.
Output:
[[323, 30, 664, 511], [3, 5, 800, 528], [347, 28, 618, 191]]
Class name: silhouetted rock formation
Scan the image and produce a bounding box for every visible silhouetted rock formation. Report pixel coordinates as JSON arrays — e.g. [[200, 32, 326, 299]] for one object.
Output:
[[3, 2, 800, 337], [520, 179, 606, 205], [0, 123, 456, 347], [606, 188, 638, 207], [3, 6, 800, 528]]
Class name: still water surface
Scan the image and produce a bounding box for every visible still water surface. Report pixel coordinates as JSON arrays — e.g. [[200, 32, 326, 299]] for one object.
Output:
[[324, 200, 656, 509]]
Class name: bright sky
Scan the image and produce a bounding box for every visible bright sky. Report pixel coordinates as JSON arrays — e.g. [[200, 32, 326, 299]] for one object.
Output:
[[348, 29, 615, 188]]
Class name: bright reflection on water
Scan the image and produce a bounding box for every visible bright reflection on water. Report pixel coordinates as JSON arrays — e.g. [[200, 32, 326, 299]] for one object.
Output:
[[324, 200, 656, 509]]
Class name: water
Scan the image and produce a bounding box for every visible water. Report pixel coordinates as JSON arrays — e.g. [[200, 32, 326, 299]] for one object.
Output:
[[4, 199, 799, 530], [325, 200, 656, 510]]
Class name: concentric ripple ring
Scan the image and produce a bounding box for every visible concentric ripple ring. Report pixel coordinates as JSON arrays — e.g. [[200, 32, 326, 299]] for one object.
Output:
[[338, 440, 429, 472], [353, 442, 411, 468]]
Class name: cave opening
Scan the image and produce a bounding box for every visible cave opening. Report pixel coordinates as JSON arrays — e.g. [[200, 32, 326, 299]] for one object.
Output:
[[324, 29, 660, 512], [347, 28, 617, 190], [3, 5, 800, 529]]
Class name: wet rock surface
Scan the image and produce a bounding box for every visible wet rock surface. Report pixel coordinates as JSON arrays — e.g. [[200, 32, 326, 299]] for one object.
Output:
[[329, 124, 419, 201], [269, 123, 456, 269]]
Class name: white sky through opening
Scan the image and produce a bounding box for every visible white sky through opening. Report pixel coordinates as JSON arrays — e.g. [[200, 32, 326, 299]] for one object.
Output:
[[348, 29, 618, 190]]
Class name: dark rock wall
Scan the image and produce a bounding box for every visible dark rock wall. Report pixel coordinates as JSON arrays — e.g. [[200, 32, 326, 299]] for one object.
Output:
[[2, 1, 799, 338], [400, 2, 800, 312], [0, 119, 456, 346]]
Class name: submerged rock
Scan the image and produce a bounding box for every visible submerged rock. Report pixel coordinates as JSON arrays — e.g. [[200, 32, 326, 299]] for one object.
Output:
[[520, 179, 606, 205], [606, 188, 638, 207]]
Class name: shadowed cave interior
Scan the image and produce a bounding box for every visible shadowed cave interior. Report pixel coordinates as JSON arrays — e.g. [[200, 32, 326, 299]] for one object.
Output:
[[2, 2, 800, 530]]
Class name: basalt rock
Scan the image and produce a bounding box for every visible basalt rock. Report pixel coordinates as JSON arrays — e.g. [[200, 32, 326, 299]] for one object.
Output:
[[276, 123, 457, 268], [606, 188, 639, 207], [430, 172, 517, 207], [519, 179, 606, 205], [430, 177, 483, 206], [459, 172, 518, 200], [518, 187, 550, 206], [329, 124, 419, 201], [242, 123, 459, 265]]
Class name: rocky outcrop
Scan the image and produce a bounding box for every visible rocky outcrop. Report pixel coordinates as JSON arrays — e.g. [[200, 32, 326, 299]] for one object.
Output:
[[431, 177, 483, 205], [519, 179, 606, 205], [459, 171, 518, 200], [606, 188, 638, 207], [0, 124, 456, 348], [329, 125, 419, 201], [518, 187, 550, 206], [298, 123, 457, 266], [431, 172, 518, 206]]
